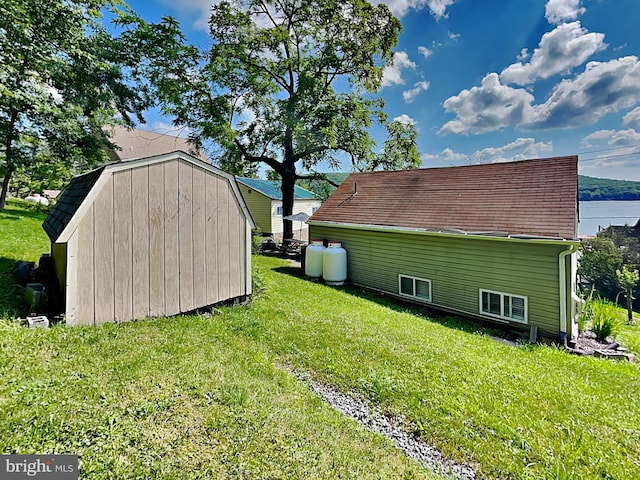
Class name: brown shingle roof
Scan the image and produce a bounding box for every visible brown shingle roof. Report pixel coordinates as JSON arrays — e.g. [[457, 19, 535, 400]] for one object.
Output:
[[309, 156, 578, 239]]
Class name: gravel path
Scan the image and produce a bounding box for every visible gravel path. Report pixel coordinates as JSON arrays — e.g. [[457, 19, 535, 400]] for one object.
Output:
[[293, 370, 476, 480]]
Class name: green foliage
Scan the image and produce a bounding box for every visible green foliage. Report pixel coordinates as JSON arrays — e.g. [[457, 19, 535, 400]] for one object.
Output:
[[0, 0, 151, 210], [590, 299, 623, 340], [578, 237, 623, 297], [577, 288, 594, 334], [616, 265, 638, 324], [121, 0, 416, 238], [579, 175, 640, 201]]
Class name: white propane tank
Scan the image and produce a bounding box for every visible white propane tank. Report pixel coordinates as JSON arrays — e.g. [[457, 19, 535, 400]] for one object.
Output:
[[305, 240, 326, 278], [322, 241, 347, 286]]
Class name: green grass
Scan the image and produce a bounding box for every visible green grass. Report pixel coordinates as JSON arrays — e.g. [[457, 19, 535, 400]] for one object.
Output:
[[1, 201, 640, 479]]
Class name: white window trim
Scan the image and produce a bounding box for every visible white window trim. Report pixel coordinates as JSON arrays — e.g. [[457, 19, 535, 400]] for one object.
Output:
[[479, 289, 528, 324], [275, 205, 283, 216], [398, 275, 432, 302]]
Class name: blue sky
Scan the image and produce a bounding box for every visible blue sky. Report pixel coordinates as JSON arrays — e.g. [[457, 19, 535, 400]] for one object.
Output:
[[122, 0, 640, 181]]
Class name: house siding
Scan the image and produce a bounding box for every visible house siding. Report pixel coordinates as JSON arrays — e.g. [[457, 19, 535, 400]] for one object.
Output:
[[270, 198, 321, 239], [310, 225, 570, 337], [237, 184, 272, 233]]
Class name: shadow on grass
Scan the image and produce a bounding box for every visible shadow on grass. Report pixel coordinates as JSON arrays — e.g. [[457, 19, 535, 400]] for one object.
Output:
[[0, 206, 48, 222], [0, 256, 27, 318], [271, 265, 511, 339]]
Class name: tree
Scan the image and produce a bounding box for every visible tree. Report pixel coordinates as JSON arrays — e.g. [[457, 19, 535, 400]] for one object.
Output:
[[126, 0, 419, 239], [616, 265, 638, 324], [578, 237, 623, 298], [0, 0, 149, 210]]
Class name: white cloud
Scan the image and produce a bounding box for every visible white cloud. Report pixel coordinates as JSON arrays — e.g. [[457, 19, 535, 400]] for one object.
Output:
[[371, 0, 455, 19], [500, 22, 606, 86], [159, 0, 218, 30], [402, 81, 430, 102], [530, 56, 640, 129], [422, 138, 553, 165], [440, 56, 640, 135], [439, 73, 536, 135], [582, 129, 640, 148], [382, 51, 416, 87], [393, 114, 416, 125], [150, 122, 191, 138], [418, 46, 432, 58], [623, 107, 640, 128], [545, 0, 585, 25]]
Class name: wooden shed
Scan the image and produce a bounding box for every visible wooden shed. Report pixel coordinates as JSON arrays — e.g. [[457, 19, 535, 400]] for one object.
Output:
[[43, 151, 255, 326]]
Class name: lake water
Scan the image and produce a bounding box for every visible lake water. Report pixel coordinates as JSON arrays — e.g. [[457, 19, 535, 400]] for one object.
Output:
[[579, 200, 640, 236]]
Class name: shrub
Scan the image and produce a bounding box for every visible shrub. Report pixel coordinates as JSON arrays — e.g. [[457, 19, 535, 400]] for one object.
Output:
[[590, 299, 622, 340]]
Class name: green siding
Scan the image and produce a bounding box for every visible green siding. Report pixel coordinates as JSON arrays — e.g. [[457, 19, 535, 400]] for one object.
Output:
[[238, 185, 273, 233], [310, 225, 570, 337]]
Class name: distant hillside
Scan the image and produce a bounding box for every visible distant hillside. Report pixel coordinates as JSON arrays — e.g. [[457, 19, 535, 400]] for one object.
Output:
[[579, 175, 640, 201]]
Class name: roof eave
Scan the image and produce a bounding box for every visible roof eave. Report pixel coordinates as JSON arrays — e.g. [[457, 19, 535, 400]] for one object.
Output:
[[307, 220, 579, 245]]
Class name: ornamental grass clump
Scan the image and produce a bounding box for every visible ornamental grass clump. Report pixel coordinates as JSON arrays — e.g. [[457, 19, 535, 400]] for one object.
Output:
[[590, 299, 622, 340]]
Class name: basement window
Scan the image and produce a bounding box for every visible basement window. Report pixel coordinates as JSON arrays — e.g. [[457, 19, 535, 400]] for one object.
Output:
[[479, 289, 527, 324], [399, 275, 432, 302]]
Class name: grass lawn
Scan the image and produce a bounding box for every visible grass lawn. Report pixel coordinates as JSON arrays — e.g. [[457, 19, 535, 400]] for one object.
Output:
[[1, 200, 640, 479]]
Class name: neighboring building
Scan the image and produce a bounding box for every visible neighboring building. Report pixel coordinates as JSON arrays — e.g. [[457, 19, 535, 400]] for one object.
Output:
[[105, 125, 209, 163], [309, 156, 580, 342], [236, 177, 321, 240], [43, 151, 255, 326]]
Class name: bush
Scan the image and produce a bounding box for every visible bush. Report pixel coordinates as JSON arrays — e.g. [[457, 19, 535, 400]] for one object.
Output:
[[590, 300, 622, 340]]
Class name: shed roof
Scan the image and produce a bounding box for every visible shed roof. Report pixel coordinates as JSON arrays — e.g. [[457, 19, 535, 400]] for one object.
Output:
[[236, 177, 318, 200], [43, 151, 254, 243], [105, 126, 209, 163], [309, 156, 578, 240]]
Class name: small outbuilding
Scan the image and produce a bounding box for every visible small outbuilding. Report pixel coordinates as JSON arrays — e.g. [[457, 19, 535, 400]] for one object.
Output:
[[309, 156, 581, 342], [236, 177, 320, 241], [43, 151, 255, 326]]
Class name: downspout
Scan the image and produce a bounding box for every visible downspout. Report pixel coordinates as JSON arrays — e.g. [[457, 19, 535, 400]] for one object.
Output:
[[559, 243, 579, 345]]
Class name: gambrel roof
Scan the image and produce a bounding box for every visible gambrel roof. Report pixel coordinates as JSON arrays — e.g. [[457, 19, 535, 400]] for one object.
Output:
[[309, 156, 578, 240], [43, 151, 254, 243]]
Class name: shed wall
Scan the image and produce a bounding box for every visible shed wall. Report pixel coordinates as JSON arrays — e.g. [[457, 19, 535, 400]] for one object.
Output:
[[309, 225, 569, 337], [68, 158, 250, 325]]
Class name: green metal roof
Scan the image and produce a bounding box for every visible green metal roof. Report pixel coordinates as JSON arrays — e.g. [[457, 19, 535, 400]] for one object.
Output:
[[236, 177, 317, 200]]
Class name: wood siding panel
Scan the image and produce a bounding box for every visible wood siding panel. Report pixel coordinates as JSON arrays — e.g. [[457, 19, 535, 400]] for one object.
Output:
[[178, 160, 194, 312], [310, 225, 564, 335], [228, 194, 241, 298], [93, 177, 115, 324], [192, 166, 207, 309], [75, 212, 94, 325], [217, 180, 230, 301], [238, 184, 272, 233], [132, 166, 150, 319], [148, 163, 165, 317], [164, 160, 180, 316], [205, 174, 219, 305], [113, 170, 133, 322]]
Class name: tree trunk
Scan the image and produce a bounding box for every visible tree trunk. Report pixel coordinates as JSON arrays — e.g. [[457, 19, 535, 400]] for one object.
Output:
[[281, 126, 295, 240], [627, 294, 634, 324], [0, 169, 11, 210]]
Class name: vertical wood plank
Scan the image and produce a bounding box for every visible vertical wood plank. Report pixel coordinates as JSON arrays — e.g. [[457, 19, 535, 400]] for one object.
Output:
[[227, 194, 241, 298], [113, 170, 133, 322], [205, 174, 219, 305], [93, 177, 115, 324], [148, 163, 165, 317], [217, 179, 230, 301], [132, 166, 150, 319], [192, 167, 207, 308], [178, 161, 194, 312], [75, 209, 95, 325], [164, 160, 180, 316]]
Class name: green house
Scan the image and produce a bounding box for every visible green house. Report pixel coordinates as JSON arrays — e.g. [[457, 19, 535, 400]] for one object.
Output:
[[308, 156, 580, 342], [236, 178, 321, 240]]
